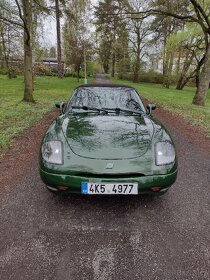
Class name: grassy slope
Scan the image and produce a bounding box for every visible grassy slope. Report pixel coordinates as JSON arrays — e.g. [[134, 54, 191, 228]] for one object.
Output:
[[0, 75, 87, 150], [111, 77, 210, 135]]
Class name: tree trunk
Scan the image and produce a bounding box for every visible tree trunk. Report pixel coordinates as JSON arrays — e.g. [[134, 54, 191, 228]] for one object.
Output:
[[133, 59, 140, 82], [193, 42, 210, 106], [175, 50, 181, 76], [176, 52, 193, 90], [133, 25, 141, 83], [111, 51, 115, 77], [55, 0, 63, 78], [195, 54, 205, 88], [180, 77, 191, 89], [163, 52, 174, 88], [0, 28, 11, 79], [77, 69, 80, 82], [103, 63, 109, 74], [176, 76, 191, 90], [163, 52, 170, 87], [22, 0, 34, 102], [176, 76, 184, 90], [162, 38, 168, 87]]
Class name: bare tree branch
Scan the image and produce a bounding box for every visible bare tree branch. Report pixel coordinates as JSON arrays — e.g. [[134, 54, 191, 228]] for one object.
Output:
[[14, 0, 25, 26], [190, 0, 210, 29], [33, 0, 51, 14], [133, 9, 199, 23], [0, 17, 24, 29], [98, 9, 198, 22], [190, 1, 209, 37], [14, 0, 31, 44]]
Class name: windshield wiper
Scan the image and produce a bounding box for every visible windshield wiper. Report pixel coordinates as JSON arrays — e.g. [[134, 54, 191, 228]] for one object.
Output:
[[71, 106, 143, 115], [71, 106, 108, 113], [102, 107, 143, 115]]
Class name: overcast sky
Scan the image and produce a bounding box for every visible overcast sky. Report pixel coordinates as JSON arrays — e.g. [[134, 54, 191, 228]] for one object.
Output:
[[39, 16, 57, 48]]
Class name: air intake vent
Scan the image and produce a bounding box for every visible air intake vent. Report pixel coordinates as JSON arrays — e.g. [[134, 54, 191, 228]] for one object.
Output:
[[72, 173, 145, 178]]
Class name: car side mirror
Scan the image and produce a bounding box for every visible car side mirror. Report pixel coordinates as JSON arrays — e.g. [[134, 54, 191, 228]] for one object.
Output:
[[147, 103, 156, 115], [55, 101, 65, 114]]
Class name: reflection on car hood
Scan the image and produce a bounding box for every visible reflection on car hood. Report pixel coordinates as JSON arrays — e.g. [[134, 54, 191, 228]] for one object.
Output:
[[61, 114, 155, 160]]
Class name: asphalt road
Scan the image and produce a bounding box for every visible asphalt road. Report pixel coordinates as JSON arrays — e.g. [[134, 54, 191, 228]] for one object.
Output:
[[0, 75, 210, 280]]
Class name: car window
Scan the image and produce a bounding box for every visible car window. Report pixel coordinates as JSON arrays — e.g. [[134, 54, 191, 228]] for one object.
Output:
[[67, 87, 146, 112]]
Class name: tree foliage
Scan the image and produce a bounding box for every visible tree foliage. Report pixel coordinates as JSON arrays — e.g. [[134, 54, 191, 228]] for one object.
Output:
[[150, 0, 210, 104], [95, 0, 130, 76], [94, 0, 210, 105], [63, 0, 92, 80], [165, 23, 205, 89], [0, 10, 22, 78], [127, 0, 152, 82]]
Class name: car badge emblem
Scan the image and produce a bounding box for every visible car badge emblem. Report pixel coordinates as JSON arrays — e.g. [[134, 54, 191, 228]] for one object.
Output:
[[106, 163, 114, 169]]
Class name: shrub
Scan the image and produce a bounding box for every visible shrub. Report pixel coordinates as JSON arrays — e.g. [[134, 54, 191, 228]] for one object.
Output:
[[34, 63, 52, 75], [0, 68, 8, 75], [139, 70, 163, 84], [64, 71, 83, 78], [118, 70, 164, 84]]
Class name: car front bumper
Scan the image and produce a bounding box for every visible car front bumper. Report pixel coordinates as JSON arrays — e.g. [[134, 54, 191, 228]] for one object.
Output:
[[40, 168, 177, 195]]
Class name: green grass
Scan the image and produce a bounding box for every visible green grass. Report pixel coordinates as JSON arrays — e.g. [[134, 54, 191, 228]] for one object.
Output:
[[1, 74, 209, 151], [0, 75, 92, 150], [111, 77, 210, 134]]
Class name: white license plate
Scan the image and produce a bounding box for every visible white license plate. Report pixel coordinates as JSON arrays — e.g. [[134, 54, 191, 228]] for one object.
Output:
[[81, 182, 138, 195]]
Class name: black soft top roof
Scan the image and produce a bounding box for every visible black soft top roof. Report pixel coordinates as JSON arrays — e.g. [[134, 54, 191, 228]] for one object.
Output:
[[74, 84, 136, 90]]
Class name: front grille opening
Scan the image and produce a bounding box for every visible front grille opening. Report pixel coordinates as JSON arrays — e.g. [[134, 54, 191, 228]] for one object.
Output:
[[71, 173, 145, 178]]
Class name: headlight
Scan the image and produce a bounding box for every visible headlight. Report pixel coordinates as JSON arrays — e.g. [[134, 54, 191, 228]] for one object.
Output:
[[41, 141, 63, 164], [155, 141, 175, 165]]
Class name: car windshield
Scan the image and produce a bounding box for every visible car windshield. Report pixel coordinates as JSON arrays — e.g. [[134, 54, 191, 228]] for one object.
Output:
[[67, 86, 146, 113]]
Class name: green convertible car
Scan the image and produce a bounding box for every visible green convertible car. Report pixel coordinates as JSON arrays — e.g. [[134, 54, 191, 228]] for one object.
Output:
[[39, 84, 177, 195]]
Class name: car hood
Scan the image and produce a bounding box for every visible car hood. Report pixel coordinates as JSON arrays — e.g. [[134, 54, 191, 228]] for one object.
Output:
[[61, 113, 155, 160]]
